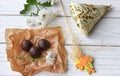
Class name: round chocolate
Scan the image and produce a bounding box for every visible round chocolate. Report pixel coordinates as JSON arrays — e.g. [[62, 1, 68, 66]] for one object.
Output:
[[21, 40, 33, 52], [29, 47, 42, 58], [38, 39, 51, 50]]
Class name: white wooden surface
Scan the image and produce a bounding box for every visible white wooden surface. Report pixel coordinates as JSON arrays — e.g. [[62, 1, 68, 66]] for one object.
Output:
[[0, 0, 120, 76]]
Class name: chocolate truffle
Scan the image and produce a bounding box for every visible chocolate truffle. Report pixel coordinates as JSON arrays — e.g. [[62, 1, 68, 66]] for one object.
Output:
[[21, 40, 33, 52], [38, 39, 51, 50], [29, 47, 42, 58]]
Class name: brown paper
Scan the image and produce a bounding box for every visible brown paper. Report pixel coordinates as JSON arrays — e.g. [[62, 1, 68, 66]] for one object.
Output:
[[5, 26, 67, 76]]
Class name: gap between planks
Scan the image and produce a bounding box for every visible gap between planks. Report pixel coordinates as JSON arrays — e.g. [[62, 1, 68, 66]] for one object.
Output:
[[1, 42, 120, 47], [0, 14, 120, 19]]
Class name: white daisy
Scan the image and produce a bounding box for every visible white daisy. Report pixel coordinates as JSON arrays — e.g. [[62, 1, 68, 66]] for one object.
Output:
[[26, 9, 57, 28], [26, 17, 36, 27], [50, 0, 57, 6]]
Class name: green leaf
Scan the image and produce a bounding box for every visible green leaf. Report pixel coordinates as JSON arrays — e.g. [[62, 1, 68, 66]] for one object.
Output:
[[38, 1, 52, 7], [90, 65, 94, 68], [84, 66, 89, 70], [27, 0, 37, 5], [16, 56, 24, 59], [89, 63, 93, 66], [20, 0, 52, 15], [20, 4, 31, 14]]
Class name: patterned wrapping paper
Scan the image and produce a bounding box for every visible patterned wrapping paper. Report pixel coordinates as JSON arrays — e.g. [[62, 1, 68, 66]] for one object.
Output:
[[70, 2, 111, 36]]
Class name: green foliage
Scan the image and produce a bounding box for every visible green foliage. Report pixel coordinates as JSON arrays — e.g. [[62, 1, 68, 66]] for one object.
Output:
[[20, 0, 52, 15]]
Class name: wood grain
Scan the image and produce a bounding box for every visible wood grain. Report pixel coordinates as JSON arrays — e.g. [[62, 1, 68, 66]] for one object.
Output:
[[0, 16, 120, 46], [0, 0, 120, 76], [1, 44, 120, 76], [0, 0, 120, 18]]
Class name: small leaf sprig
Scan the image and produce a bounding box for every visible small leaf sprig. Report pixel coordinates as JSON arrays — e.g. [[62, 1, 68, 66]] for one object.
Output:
[[20, 0, 53, 15], [16, 56, 45, 61]]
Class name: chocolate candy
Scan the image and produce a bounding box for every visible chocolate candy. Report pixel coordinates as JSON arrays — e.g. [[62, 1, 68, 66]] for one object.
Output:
[[38, 39, 51, 50], [21, 40, 33, 52], [21, 39, 51, 58], [29, 47, 41, 58]]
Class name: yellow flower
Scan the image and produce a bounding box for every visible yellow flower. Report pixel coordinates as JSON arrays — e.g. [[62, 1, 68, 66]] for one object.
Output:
[[75, 59, 80, 64]]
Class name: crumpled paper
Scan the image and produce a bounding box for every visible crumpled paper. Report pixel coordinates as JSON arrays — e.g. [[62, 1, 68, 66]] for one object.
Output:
[[5, 26, 67, 76]]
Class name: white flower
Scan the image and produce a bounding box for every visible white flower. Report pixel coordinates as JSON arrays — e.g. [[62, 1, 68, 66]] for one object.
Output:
[[26, 9, 57, 28], [46, 51, 56, 65], [50, 0, 57, 6], [37, 9, 57, 27], [36, 18, 46, 28], [26, 17, 36, 27]]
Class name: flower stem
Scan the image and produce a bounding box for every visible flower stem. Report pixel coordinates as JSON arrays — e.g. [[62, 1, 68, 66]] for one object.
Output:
[[16, 56, 46, 61]]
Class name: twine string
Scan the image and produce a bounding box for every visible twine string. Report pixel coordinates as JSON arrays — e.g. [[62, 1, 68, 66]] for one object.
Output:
[[59, 0, 84, 60]]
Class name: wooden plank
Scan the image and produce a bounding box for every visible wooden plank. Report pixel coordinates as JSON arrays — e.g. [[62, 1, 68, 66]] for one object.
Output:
[[0, 16, 69, 44], [0, 0, 120, 18], [1, 44, 120, 76], [0, 16, 120, 46], [1, 62, 120, 76], [0, 0, 120, 76]]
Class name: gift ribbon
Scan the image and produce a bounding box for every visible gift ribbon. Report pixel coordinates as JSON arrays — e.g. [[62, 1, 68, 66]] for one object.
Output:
[[59, 0, 96, 74]]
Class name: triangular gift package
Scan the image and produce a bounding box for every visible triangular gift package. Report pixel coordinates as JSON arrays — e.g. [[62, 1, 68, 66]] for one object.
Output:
[[69, 2, 111, 36]]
